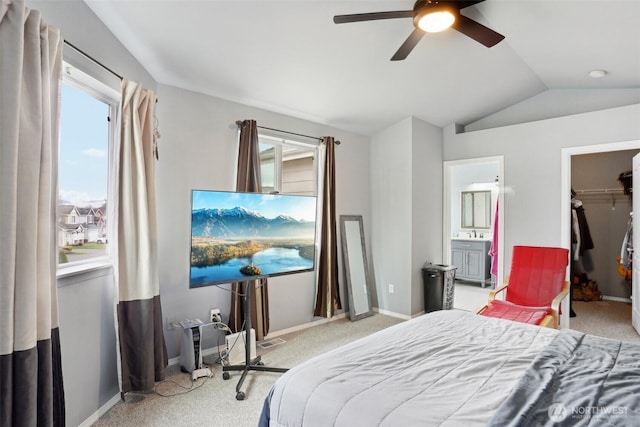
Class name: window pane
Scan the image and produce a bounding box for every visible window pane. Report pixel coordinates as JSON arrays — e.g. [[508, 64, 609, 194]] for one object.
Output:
[[282, 145, 315, 196], [259, 142, 276, 193], [258, 135, 317, 197], [58, 83, 109, 265]]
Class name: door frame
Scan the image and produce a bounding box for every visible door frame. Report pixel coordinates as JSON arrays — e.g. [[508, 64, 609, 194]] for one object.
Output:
[[560, 139, 640, 329], [443, 156, 505, 289], [633, 154, 640, 334]]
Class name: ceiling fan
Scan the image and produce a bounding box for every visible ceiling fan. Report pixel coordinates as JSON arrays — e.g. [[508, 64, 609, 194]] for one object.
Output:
[[333, 0, 505, 61]]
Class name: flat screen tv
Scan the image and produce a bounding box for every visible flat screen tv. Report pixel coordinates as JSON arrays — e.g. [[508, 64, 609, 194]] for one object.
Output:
[[189, 189, 318, 288]]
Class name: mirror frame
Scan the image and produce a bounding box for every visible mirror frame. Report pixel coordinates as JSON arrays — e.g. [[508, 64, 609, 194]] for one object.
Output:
[[461, 190, 492, 229], [339, 215, 374, 321]]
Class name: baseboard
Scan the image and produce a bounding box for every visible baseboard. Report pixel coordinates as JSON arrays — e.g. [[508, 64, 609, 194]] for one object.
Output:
[[78, 393, 121, 427], [264, 312, 347, 340], [373, 307, 412, 320], [602, 295, 632, 303]]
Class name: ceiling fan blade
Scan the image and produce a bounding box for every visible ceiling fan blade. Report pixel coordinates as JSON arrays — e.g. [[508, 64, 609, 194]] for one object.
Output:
[[390, 28, 425, 61], [452, 14, 505, 47], [333, 10, 413, 24], [458, 1, 485, 10]]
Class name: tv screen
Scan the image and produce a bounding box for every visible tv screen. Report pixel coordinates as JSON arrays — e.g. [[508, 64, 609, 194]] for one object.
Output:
[[189, 190, 318, 288]]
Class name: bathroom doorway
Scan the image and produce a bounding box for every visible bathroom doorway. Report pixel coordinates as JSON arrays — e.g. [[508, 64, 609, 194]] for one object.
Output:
[[443, 156, 504, 312]]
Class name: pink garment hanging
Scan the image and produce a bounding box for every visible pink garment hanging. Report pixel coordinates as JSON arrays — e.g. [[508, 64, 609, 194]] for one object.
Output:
[[488, 200, 499, 275]]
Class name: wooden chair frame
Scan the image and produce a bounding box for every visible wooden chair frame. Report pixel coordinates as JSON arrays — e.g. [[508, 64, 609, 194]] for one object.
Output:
[[477, 275, 571, 329]]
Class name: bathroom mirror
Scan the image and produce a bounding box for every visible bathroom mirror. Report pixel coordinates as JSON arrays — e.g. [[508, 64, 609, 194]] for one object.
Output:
[[461, 191, 492, 229], [340, 215, 373, 321]]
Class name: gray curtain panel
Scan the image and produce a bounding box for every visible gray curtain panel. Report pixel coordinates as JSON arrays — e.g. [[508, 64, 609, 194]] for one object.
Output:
[[113, 80, 167, 393], [229, 119, 270, 340], [314, 137, 342, 317], [0, 1, 66, 425]]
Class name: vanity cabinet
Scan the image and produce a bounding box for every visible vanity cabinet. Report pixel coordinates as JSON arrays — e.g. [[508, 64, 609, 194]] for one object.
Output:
[[451, 239, 491, 287]]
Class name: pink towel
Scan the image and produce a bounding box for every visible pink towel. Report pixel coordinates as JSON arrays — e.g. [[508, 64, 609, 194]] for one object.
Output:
[[488, 200, 499, 276]]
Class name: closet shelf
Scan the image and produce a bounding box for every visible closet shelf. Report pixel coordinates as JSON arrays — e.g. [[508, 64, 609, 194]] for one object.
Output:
[[574, 188, 624, 195]]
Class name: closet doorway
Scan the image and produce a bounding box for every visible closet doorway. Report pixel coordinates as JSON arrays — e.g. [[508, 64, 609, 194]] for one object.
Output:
[[561, 140, 640, 335]]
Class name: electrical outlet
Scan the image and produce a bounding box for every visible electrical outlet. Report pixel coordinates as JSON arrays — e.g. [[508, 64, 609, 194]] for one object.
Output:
[[166, 317, 175, 331], [210, 308, 221, 323], [388, 284, 394, 294]]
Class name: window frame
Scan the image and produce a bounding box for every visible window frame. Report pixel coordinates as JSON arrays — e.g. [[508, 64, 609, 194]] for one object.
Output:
[[56, 63, 120, 278], [258, 133, 319, 196]]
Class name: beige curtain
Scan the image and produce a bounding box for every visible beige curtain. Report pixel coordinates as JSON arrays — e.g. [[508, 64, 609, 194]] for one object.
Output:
[[0, 1, 66, 424], [112, 79, 167, 394], [229, 119, 270, 340], [314, 137, 342, 317]]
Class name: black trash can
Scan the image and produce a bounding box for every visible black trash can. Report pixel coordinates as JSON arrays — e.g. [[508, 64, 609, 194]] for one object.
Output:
[[422, 263, 457, 313]]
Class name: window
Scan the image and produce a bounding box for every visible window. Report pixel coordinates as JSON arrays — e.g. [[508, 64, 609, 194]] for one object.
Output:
[[258, 134, 317, 196], [57, 64, 119, 271]]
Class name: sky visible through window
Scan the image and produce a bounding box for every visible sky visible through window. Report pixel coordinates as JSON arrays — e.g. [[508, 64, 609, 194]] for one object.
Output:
[[59, 83, 108, 207]]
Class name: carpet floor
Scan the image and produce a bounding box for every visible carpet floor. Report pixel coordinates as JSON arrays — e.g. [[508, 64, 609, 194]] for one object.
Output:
[[570, 299, 640, 344], [93, 301, 640, 426], [93, 314, 403, 427]]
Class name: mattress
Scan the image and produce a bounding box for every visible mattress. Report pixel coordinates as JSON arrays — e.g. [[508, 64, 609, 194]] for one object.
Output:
[[260, 310, 558, 426], [488, 328, 640, 426]]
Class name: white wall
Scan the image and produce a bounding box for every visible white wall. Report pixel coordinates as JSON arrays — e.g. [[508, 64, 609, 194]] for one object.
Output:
[[444, 104, 640, 276], [371, 118, 413, 315], [411, 118, 444, 315], [154, 84, 371, 358], [57, 270, 118, 427], [465, 89, 640, 132], [370, 116, 443, 317]]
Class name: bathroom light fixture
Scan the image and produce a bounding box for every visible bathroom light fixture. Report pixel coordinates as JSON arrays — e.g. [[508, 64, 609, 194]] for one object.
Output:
[[471, 176, 499, 185], [415, 5, 456, 33]]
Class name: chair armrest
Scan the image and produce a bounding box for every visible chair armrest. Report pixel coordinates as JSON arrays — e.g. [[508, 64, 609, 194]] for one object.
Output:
[[547, 281, 570, 328], [488, 276, 509, 302], [550, 281, 570, 315]]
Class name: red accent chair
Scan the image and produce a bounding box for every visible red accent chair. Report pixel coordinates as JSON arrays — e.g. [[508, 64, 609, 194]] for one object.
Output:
[[477, 246, 570, 329]]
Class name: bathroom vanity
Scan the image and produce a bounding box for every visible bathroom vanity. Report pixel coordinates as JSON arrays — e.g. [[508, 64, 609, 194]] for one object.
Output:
[[451, 238, 492, 287]]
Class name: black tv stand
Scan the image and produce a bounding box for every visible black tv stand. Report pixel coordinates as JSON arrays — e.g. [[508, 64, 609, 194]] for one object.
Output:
[[222, 277, 288, 400]]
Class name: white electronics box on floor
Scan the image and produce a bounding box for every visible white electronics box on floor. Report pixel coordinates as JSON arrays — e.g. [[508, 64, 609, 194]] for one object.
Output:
[[226, 329, 256, 365], [180, 319, 204, 373]]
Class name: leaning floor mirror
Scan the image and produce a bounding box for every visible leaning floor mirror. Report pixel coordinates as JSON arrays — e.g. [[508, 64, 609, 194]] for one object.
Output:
[[339, 215, 374, 321]]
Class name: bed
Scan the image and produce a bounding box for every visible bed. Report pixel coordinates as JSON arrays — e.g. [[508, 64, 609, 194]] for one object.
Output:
[[259, 310, 640, 426]]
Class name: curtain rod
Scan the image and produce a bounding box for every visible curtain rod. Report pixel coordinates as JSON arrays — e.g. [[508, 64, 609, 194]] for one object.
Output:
[[63, 40, 123, 81], [236, 121, 340, 145]]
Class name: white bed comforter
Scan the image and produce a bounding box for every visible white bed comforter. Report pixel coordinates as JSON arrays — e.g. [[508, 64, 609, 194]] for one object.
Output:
[[262, 310, 557, 427]]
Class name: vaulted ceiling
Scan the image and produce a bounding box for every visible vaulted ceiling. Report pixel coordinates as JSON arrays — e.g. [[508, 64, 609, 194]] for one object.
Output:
[[85, 0, 640, 135]]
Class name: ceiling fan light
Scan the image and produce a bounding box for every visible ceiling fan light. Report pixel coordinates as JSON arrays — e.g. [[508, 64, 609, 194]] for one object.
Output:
[[417, 10, 455, 33]]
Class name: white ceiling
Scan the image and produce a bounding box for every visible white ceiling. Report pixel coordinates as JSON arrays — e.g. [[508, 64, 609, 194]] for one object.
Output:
[[84, 0, 640, 136]]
